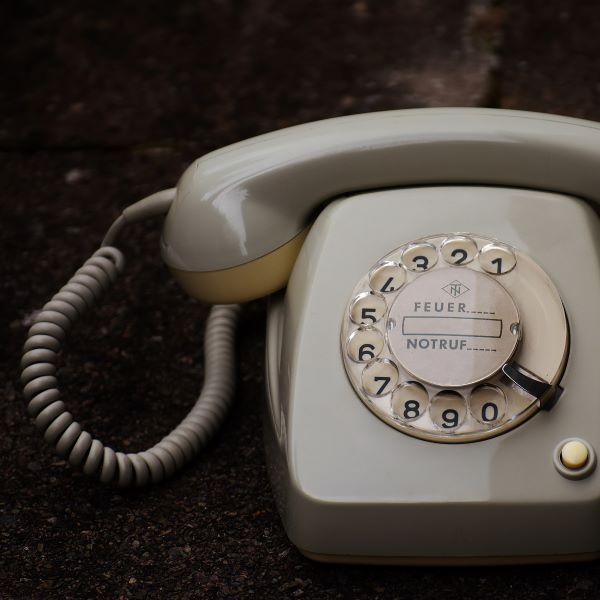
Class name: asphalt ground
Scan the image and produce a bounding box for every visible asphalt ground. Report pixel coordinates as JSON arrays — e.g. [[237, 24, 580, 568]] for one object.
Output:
[[3, 1, 600, 598]]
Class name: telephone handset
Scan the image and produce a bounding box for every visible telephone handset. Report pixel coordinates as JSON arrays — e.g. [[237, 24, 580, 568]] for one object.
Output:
[[20, 109, 600, 564]]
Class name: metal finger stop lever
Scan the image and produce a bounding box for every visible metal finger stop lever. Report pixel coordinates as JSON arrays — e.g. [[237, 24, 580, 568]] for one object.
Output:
[[502, 362, 564, 411]]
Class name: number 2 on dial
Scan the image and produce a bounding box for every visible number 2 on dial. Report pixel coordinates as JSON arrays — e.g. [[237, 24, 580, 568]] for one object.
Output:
[[451, 248, 468, 265]]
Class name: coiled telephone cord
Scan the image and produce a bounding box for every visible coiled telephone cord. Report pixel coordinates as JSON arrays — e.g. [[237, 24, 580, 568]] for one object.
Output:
[[20, 190, 241, 487]]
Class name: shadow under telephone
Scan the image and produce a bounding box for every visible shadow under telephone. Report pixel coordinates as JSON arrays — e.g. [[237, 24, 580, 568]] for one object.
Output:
[[21, 108, 600, 564]]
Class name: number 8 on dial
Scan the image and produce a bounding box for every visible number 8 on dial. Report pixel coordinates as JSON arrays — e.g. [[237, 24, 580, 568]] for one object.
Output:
[[392, 382, 428, 422]]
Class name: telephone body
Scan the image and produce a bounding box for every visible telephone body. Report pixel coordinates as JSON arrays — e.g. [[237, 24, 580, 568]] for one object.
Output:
[[265, 187, 598, 564], [22, 109, 600, 564]]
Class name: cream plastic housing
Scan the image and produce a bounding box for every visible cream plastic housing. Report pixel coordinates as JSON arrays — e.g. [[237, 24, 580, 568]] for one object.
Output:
[[160, 108, 600, 302], [264, 186, 600, 564]]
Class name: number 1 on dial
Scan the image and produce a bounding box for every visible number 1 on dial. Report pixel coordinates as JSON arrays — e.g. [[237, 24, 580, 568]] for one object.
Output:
[[491, 257, 502, 274]]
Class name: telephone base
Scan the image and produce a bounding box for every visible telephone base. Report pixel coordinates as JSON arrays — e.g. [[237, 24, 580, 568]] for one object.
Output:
[[263, 186, 600, 564]]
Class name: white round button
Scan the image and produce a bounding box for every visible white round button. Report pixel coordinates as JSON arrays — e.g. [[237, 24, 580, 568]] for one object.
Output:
[[361, 359, 399, 396], [561, 441, 589, 470], [402, 242, 438, 272], [391, 382, 428, 421], [430, 391, 467, 430], [347, 327, 384, 363], [440, 235, 478, 266], [369, 262, 406, 294], [350, 292, 387, 325], [479, 243, 516, 275]]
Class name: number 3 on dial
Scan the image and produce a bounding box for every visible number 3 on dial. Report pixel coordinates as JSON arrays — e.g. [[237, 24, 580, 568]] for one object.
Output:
[[402, 243, 437, 272]]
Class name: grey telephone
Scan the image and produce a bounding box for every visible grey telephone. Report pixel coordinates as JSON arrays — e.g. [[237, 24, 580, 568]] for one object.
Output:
[[21, 109, 600, 564]]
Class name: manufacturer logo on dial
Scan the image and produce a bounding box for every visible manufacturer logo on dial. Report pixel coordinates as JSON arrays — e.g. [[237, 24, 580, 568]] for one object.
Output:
[[442, 279, 470, 298]]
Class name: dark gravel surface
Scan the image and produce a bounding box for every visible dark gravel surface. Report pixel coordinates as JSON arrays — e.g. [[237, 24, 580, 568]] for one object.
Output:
[[2, 1, 600, 598]]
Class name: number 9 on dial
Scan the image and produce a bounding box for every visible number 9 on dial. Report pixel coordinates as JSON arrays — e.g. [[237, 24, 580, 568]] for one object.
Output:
[[430, 391, 467, 430]]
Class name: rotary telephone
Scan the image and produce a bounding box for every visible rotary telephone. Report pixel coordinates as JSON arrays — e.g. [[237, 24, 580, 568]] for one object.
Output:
[[21, 108, 600, 564]]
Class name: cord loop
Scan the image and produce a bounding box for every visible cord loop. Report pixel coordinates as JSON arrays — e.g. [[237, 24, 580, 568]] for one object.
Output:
[[21, 246, 240, 487]]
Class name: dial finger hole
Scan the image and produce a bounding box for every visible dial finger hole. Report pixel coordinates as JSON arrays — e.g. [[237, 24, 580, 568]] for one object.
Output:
[[469, 384, 506, 425], [440, 235, 478, 266], [369, 262, 406, 294], [361, 359, 399, 397], [347, 327, 384, 363], [350, 291, 387, 325], [479, 243, 516, 275], [402, 242, 438, 272], [391, 381, 429, 422], [429, 390, 467, 431]]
